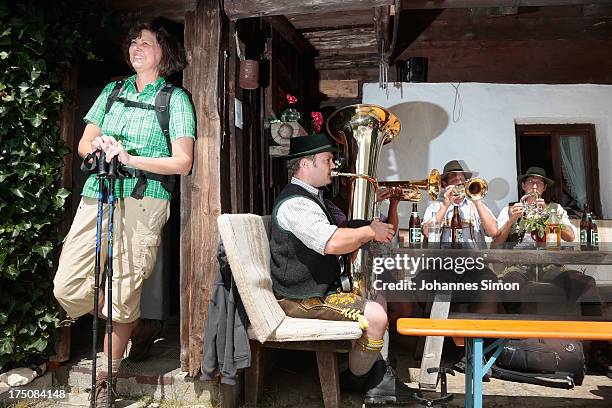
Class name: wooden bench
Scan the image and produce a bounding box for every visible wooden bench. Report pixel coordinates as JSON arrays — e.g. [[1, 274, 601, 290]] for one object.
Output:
[[217, 214, 363, 408], [397, 318, 612, 408]]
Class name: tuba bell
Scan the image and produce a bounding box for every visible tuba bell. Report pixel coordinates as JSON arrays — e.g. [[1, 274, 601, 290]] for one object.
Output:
[[327, 104, 400, 298]]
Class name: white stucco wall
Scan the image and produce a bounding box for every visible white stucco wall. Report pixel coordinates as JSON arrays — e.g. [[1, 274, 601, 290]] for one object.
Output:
[[362, 82, 612, 227]]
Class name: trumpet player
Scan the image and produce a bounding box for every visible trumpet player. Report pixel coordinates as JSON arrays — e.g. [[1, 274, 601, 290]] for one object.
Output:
[[494, 166, 575, 243], [496, 168, 608, 375], [422, 160, 498, 243], [416, 160, 499, 317]]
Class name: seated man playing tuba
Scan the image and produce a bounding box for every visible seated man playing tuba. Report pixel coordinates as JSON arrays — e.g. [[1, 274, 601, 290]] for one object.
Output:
[[269, 134, 417, 404]]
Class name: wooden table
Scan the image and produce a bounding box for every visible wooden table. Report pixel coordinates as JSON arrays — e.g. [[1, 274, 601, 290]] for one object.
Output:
[[366, 242, 612, 390], [377, 242, 612, 265]]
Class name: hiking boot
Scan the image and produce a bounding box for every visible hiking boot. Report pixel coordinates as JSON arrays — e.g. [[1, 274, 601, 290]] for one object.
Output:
[[363, 360, 417, 405], [93, 372, 117, 408], [126, 319, 163, 363]]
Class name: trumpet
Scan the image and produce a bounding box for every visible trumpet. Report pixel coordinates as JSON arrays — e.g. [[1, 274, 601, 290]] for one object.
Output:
[[331, 169, 441, 203], [520, 188, 541, 215], [452, 178, 488, 200], [378, 169, 441, 202]]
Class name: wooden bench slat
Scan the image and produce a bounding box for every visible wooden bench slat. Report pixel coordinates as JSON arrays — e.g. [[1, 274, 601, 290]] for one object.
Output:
[[397, 318, 612, 341]]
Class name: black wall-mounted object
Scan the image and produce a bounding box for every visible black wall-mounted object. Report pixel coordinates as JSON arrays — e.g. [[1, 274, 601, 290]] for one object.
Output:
[[395, 57, 428, 82]]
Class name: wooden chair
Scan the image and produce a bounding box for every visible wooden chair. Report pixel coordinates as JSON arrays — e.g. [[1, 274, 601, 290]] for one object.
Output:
[[217, 214, 362, 408]]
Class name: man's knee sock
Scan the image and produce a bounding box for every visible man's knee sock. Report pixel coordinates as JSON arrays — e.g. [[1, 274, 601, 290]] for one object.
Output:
[[379, 329, 389, 361], [349, 334, 384, 376]]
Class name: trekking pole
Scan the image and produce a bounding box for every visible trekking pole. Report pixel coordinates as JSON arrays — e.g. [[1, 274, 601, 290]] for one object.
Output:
[[91, 150, 108, 408], [105, 155, 118, 408]]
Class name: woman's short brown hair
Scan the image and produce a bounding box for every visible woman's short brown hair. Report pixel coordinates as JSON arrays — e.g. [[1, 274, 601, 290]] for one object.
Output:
[[123, 17, 187, 77]]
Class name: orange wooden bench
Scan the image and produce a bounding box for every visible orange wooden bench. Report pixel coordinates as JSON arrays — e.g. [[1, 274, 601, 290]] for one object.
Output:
[[397, 318, 612, 408]]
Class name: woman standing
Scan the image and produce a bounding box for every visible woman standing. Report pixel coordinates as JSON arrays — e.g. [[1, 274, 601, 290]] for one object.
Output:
[[53, 18, 195, 406]]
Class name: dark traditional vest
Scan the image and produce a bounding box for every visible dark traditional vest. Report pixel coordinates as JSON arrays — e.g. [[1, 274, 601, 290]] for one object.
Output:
[[270, 183, 341, 299]]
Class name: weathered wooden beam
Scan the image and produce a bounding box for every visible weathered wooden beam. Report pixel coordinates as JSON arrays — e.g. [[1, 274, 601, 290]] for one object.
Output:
[[318, 79, 360, 98], [398, 39, 612, 83], [263, 16, 316, 56], [401, 8, 612, 42], [315, 54, 380, 70], [583, 4, 612, 17], [303, 27, 377, 51], [181, 0, 222, 376], [110, 0, 196, 23], [224, 0, 393, 20], [400, 0, 612, 9], [288, 9, 374, 30]]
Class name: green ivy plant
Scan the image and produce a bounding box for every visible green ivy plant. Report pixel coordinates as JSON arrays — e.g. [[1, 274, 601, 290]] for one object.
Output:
[[0, 1, 99, 370]]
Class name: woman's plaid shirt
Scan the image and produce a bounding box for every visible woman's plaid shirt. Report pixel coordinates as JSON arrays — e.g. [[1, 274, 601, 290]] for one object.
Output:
[[81, 75, 196, 200]]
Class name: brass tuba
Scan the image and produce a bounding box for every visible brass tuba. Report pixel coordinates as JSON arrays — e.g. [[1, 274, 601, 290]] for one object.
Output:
[[327, 104, 400, 298]]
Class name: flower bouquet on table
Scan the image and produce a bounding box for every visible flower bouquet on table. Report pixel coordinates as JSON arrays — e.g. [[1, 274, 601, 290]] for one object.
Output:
[[517, 206, 564, 243]]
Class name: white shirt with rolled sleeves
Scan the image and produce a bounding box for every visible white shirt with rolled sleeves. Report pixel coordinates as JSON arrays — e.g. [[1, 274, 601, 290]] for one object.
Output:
[[496, 203, 577, 243], [423, 197, 494, 243], [275, 177, 338, 255]]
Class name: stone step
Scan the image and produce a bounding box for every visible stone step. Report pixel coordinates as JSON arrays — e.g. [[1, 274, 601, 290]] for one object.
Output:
[[53, 353, 220, 406]]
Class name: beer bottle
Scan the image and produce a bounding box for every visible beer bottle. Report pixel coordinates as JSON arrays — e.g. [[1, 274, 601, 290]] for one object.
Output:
[[450, 205, 463, 244], [591, 212, 599, 249], [546, 210, 561, 248], [409, 203, 422, 246], [580, 205, 590, 249]]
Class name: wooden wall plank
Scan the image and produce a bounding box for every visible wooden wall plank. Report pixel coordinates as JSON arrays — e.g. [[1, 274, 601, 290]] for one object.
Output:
[[302, 27, 377, 51], [400, 39, 612, 83], [400, 0, 612, 9], [288, 9, 374, 30], [318, 80, 359, 98]]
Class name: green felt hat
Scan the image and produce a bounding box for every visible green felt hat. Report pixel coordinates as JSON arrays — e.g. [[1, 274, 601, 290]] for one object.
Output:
[[441, 159, 473, 180], [517, 166, 554, 186], [284, 134, 339, 159]]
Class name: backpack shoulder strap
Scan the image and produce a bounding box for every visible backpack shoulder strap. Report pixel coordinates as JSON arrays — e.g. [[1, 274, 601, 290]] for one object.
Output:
[[105, 80, 125, 114], [154, 83, 176, 154]]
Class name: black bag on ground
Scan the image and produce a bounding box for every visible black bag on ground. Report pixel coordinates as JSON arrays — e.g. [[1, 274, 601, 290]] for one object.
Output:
[[491, 339, 585, 388]]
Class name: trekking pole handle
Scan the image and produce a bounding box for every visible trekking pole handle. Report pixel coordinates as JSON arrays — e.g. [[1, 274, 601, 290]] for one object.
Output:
[[97, 149, 108, 177], [108, 155, 119, 179]]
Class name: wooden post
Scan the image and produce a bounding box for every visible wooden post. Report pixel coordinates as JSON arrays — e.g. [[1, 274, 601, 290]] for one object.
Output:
[[51, 67, 78, 363], [181, 0, 223, 375]]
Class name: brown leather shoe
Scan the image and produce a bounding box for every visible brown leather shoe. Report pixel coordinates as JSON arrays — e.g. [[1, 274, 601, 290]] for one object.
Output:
[[126, 319, 163, 363], [93, 372, 117, 408]]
